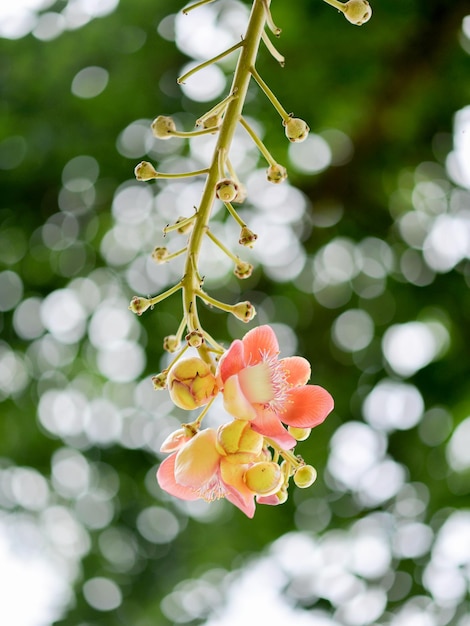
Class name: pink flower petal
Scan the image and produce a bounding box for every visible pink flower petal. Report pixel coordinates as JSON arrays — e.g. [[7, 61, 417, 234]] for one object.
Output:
[[223, 374, 257, 420], [218, 339, 245, 383], [220, 459, 256, 518], [257, 493, 281, 506], [174, 429, 220, 489], [281, 385, 334, 428], [251, 408, 296, 449], [280, 356, 311, 387], [242, 325, 279, 365], [156, 455, 199, 501]]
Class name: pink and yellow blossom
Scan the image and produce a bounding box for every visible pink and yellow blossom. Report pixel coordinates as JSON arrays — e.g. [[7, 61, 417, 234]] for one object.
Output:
[[217, 325, 334, 448], [157, 426, 283, 518]]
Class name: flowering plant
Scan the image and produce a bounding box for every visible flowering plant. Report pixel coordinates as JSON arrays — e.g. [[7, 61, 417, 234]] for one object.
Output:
[[128, 0, 371, 515]]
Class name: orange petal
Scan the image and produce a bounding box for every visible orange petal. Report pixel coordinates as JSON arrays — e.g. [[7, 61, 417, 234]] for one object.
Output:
[[280, 356, 311, 387], [174, 429, 220, 489], [223, 375, 257, 420], [156, 455, 199, 500], [220, 458, 256, 518], [251, 408, 296, 449], [218, 339, 245, 383], [281, 385, 334, 428], [242, 325, 279, 365]]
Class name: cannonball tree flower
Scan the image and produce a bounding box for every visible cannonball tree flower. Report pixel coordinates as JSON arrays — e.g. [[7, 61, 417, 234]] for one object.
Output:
[[157, 426, 284, 518], [217, 325, 334, 448]]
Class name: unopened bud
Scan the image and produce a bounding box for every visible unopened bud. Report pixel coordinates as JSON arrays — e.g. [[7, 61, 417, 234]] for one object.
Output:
[[152, 371, 168, 390], [129, 296, 151, 315], [232, 301, 256, 323], [185, 330, 204, 348], [168, 357, 218, 410], [152, 247, 169, 263], [216, 178, 239, 203], [135, 161, 159, 181], [175, 216, 194, 234], [266, 163, 287, 184], [288, 426, 311, 441], [284, 117, 309, 143], [151, 115, 177, 139], [239, 226, 258, 247], [245, 462, 283, 496], [163, 335, 181, 353], [216, 420, 264, 462], [343, 0, 372, 25], [293, 464, 317, 488], [198, 113, 221, 130], [234, 261, 253, 280]]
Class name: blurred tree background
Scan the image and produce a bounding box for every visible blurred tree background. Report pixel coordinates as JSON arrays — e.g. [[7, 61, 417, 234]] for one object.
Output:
[[1, 0, 470, 625]]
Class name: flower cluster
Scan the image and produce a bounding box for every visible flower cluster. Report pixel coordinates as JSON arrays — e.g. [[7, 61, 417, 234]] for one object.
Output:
[[157, 326, 334, 517]]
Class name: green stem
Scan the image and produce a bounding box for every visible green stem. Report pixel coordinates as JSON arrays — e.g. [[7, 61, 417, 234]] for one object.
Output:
[[177, 41, 244, 84], [239, 116, 277, 166], [250, 65, 290, 122], [182, 0, 269, 365]]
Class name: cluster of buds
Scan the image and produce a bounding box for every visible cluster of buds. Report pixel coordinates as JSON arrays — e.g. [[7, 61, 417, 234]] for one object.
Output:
[[156, 325, 334, 517], [125, 0, 373, 516]]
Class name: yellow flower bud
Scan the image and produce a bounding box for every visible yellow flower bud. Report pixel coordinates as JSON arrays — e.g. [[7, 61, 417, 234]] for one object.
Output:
[[245, 462, 283, 496], [151, 115, 177, 139], [288, 426, 311, 441], [152, 247, 169, 263], [216, 420, 264, 462], [168, 357, 218, 410], [152, 371, 168, 390], [129, 296, 151, 315], [232, 301, 256, 323], [293, 464, 317, 488], [266, 163, 287, 184], [134, 161, 159, 181], [175, 216, 194, 234], [284, 117, 309, 143], [185, 330, 204, 348], [163, 335, 181, 353], [343, 0, 372, 26], [234, 261, 253, 280], [216, 178, 239, 203], [239, 227, 258, 247]]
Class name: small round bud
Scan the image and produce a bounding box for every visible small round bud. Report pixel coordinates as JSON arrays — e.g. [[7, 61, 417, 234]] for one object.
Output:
[[168, 357, 218, 410], [129, 296, 151, 315], [232, 301, 256, 323], [175, 216, 194, 234], [288, 426, 311, 441], [151, 115, 177, 139], [266, 163, 287, 184], [135, 161, 159, 181], [343, 0, 372, 25], [185, 330, 204, 348], [152, 247, 169, 264], [274, 487, 289, 504], [293, 464, 317, 488], [199, 113, 221, 130], [245, 462, 283, 496], [284, 117, 310, 143], [152, 371, 168, 390], [234, 261, 253, 280], [216, 178, 239, 203], [239, 226, 258, 248], [163, 335, 181, 353]]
